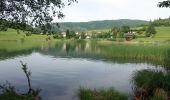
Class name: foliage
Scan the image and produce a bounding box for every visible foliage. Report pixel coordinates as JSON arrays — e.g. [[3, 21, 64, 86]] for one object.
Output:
[[0, 19, 8, 31], [0, 19, 42, 33], [53, 33, 63, 39], [0, 0, 77, 31], [69, 31, 76, 38], [158, 0, 170, 8], [78, 88, 128, 100], [80, 32, 86, 39], [111, 27, 120, 40], [153, 18, 170, 26], [66, 29, 70, 39], [25, 32, 32, 36], [145, 23, 157, 37], [132, 70, 170, 99], [120, 26, 130, 33]]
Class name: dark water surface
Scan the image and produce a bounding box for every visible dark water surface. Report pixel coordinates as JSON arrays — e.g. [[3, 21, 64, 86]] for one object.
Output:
[[0, 41, 165, 100]]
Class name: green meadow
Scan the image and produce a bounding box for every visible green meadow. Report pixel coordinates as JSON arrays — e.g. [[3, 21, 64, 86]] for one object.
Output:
[[132, 26, 170, 42], [89, 26, 170, 43]]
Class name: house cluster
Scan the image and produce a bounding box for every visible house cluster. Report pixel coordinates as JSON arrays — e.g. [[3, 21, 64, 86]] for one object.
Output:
[[124, 30, 136, 41], [61, 31, 92, 39]]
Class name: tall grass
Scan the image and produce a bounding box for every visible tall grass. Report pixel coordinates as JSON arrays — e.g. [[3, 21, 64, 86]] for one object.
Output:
[[78, 88, 128, 100], [132, 70, 170, 99], [94, 42, 170, 67]]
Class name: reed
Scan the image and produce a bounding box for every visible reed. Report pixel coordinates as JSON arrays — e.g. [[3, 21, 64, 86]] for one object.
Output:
[[78, 88, 128, 100]]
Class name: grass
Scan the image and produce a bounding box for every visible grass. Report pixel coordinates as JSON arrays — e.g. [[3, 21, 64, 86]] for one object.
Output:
[[0, 27, 170, 67], [132, 69, 170, 99], [132, 26, 170, 43], [89, 26, 170, 43], [0, 28, 47, 41], [93, 42, 170, 67], [155, 26, 170, 38], [0, 91, 34, 100], [78, 88, 128, 100], [0, 28, 170, 99], [0, 28, 59, 52]]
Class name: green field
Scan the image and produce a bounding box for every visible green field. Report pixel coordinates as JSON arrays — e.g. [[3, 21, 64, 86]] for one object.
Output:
[[0, 28, 59, 51], [131, 26, 170, 42], [1, 26, 170, 42], [89, 26, 170, 43], [0, 28, 47, 41]]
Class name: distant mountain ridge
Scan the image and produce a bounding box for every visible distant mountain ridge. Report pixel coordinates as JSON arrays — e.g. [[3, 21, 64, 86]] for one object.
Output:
[[52, 19, 149, 32]]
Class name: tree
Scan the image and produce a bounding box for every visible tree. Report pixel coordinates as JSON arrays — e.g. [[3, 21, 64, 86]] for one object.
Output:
[[0, 0, 77, 31], [111, 27, 120, 40], [158, 0, 170, 8], [145, 23, 156, 37], [66, 29, 70, 39], [80, 32, 86, 39], [0, 19, 8, 31], [69, 31, 76, 38], [118, 26, 130, 39], [120, 26, 130, 33]]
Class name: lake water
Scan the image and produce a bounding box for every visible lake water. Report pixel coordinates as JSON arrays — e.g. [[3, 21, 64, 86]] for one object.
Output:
[[0, 41, 165, 100]]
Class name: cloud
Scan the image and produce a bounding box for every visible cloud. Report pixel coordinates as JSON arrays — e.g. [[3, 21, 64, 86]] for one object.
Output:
[[54, 0, 170, 22]]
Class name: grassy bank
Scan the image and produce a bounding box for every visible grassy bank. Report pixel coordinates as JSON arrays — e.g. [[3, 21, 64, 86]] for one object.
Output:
[[92, 41, 170, 67], [78, 88, 128, 100]]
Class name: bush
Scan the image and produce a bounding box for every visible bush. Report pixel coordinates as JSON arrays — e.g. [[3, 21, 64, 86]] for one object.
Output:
[[145, 23, 156, 37], [132, 70, 170, 99], [25, 32, 32, 36], [53, 34, 63, 39]]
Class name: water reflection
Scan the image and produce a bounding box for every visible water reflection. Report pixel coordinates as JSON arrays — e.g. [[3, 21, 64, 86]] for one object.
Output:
[[0, 62, 41, 100], [0, 40, 170, 100], [0, 40, 169, 67]]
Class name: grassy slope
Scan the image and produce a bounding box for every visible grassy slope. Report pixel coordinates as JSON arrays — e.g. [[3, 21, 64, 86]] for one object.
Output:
[[90, 26, 170, 42], [132, 26, 170, 42], [0, 28, 46, 41], [0, 26, 170, 52], [0, 28, 57, 52]]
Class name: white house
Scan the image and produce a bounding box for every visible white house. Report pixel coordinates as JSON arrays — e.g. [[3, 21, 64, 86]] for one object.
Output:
[[61, 32, 66, 38], [76, 32, 79, 35]]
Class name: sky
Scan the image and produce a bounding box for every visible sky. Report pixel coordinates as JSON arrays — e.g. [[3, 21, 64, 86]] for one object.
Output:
[[54, 0, 170, 22]]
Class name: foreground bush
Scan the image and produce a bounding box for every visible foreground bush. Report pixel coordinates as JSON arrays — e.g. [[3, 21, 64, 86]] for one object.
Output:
[[132, 70, 170, 100]]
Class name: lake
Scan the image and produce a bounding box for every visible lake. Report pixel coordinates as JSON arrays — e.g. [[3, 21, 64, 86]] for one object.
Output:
[[0, 40, 168, 100]]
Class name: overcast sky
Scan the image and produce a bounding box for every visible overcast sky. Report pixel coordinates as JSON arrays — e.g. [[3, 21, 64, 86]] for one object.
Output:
[[54, 0, 170, 22]]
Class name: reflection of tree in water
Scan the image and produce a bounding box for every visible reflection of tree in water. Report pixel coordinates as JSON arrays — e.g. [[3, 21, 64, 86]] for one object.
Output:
[[0, 49, 34, 60], [0, 61, 41, 100]]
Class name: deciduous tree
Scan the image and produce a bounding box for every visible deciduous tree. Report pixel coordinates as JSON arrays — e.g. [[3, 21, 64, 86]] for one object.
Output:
[[0, 0, 77, 31], [158, 0, 170, 8]]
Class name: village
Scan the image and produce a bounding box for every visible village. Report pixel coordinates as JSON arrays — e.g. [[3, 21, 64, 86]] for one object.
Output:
[[51, 27, 137, 41]]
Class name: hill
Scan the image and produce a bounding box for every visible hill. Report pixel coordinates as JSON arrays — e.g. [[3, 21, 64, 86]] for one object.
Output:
[[52, 19, 149, 32]]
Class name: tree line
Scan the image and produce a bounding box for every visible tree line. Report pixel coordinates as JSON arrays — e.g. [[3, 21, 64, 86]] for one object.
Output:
[[153, 18, 170, 26]]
